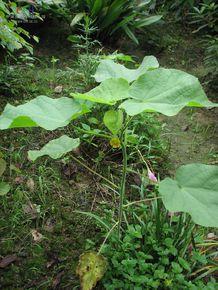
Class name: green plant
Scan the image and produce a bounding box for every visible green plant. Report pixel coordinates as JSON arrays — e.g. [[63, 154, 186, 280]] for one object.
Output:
[[68, 15, 101, 53], [204, 36, 218, 71], [99, 203, 218, 289], [0, 55, 217, 288], [0, 0, 39, 53], [190, 1, 218, 33], [36, 0, 70, 20], [0, 157, 10, 196], [203, 35, 218, 89], [68, 15, 101, 88], [69, 0, 162, 45], [154, 0, 197, 19]]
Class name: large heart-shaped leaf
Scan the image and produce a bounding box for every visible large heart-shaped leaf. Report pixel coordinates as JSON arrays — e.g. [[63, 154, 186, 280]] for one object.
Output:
[[76, 251, 107, 290], [94, 56, 159, 83], [72, 78, 129, 105], [119, 68, 217, 116], [159, 164, 218, 227], [0, 96, 89, 131], [28, 135, 80, 161], [0, 182, 10, 196]]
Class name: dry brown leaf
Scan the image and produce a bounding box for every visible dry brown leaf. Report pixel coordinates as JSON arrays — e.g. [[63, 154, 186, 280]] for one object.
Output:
[[44, 218, 56, 233], [54, 85, 63, 93], [207, 233, 216, 239], [23, 202, 38, 219], [26, 178, 35, 191], [0, 254, 17, 268], [14, 176, 24, 185], [52, 271, 64, 289], [31, 229, 43, 242]]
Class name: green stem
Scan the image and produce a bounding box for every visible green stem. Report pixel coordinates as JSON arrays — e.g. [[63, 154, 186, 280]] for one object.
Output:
[[117, 119, 128, 239], [123, 196, 162, 207], [73, 126, 111, 139], [98, 221, 119, 255]]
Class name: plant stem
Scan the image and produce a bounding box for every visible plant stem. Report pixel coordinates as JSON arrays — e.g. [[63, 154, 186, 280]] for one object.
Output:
[[117, 118, 128, 239], [73, 126, 111, 139], [98, 221, 119, 255], [123, 196, 162, 207]]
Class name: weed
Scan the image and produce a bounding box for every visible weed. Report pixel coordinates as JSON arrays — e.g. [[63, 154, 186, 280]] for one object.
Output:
[[100, 203, 217, 289]]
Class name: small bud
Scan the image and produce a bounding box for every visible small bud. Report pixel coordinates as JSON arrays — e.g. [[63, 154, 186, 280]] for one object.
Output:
[[110, 137, 121, 149], [148, 169, 158, 183]]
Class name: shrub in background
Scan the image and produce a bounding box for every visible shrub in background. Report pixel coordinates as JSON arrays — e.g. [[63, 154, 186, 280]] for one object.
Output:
[[0, 1, 39, 54], [69, 0, 162, 45]]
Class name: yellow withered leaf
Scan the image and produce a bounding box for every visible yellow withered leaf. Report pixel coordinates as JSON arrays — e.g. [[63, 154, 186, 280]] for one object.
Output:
[[76, 251, 107, 290], [110, 137, 121, 149]]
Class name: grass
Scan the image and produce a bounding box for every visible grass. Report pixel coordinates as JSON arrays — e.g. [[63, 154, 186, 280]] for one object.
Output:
[[0, 22, 217, 288]]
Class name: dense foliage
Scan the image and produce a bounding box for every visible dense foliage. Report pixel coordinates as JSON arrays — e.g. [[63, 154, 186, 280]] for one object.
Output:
[[0, 0, 39, 53], [101, 204, 217, 289], [70, 0, 162, 44]]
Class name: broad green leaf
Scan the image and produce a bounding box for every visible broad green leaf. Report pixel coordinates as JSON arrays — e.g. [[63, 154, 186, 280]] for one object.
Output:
[[159, 164, 218, 227], [76, 251, 107, 290], [91, 0, 104, 16], [0, 96, 89, 130], [0, 182, 10, 196], [28, 135, 80, 161], [0, 158, 6, 177], [94, 56, 159, 83], [103, 110, 123, 135], [178, 257, 191, 272], [70, 12, 84, 28], [72, 78, 129, 105], [102, 53, 135, 63], [134, 15, 162, 28], [120, 68, 217, 116]]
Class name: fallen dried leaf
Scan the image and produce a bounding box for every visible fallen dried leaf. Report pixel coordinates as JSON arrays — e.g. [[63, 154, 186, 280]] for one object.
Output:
[[14, 176, 24, 185], [54, 85, 63, 93], [31, 229, 43, 242], [207, 233, 216, 239], [44, 218, 56, 233], [133, 173, 141, 186], [181, 125, 189, 132], [0, 254, 17, 268], [23, 202, 38, 219], [52, 271, 64, 289], [26, 178, 35, 191], [62, 163, 78, 178]]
